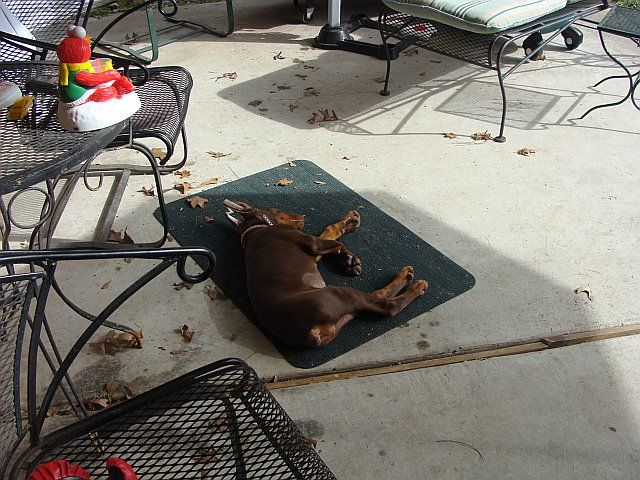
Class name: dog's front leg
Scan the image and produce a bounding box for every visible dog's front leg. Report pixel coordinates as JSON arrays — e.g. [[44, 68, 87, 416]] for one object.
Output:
[[299, 235, 362, 276]]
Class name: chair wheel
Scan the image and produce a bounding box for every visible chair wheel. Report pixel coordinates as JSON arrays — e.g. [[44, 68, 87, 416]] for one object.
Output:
[[523, 32, 544, 59], [561, 26, 583, 50], [302, 8, 314, 23]]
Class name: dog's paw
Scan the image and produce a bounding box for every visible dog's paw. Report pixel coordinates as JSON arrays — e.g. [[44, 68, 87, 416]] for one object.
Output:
[[341, 252, 362, 276], [412, 279, 429, 295], [400, 266, 414, 284], [343, 211, 361, 233]]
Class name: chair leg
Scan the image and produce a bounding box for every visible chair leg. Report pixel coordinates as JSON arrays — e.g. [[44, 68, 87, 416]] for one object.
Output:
[[494, 49, 508, 143], [158, 126, 189, 174], [379, 12, 392, 97], [129, 143, 170, 248]]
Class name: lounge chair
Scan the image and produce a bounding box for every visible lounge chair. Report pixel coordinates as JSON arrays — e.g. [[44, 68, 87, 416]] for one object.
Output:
[[377, 0, 610, 141]]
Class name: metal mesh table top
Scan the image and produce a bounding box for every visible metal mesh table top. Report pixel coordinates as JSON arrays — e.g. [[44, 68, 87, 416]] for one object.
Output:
[[0, 62, 124, 195], [598, 6, 640, 38]]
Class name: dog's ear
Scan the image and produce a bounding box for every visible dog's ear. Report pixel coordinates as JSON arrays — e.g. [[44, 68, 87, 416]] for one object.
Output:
[[223, 199, 252, 212]]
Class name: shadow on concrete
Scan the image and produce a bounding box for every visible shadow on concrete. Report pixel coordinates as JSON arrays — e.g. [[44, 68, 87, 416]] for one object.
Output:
[[39, 178, 633, 390]]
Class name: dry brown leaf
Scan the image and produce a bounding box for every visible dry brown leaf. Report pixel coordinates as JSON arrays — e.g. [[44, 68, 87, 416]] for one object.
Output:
[[187, 195, 208, 209], [319, 109, 339, 122], [303, 87, 318, 97], [167, 233, 174, 242], [276, 84, 291, 90], [122, 229, 134, 245], [205, 285, 217, 301], [173, 181, 192, 194], [192, 448, 220, 463], [535, 53, 546, 61], [292, 58, 305, 64], [276, 178, 293, 186], [46, 405, 73, 418], [173, 281, 193, 291], [471, 131, 493, 141], [101, 280, 111, 290], [373, 77, 386, 83], [248, 100, 262, 107], [307, 112, 320, 124], [403, 46, 419, 56], [105, 379, 133, 403], [302, 64, 319, 71], [174, 170, 191, 179], [92, 330, 143, 355], [139, 186, 155, 197], [289, 104, 298, 112], [150, 147, 166, 159], [209, 417, 228, 433], [517, 147, 536, 156], [208, 151, 231, 159], [273, 51, 285, 60], [204, 215, 215, 223], [574, 285, 593, 301], [170, 349, 186, 356], [197, 178, 219, 188], [19, 240, 29, 249], [86, 395, 109, 411], [304, 435, 318, 449], [443, 132, 457, 139], [107, 228, 135, 244], [216, 72, 238, 81], [314, 180, 327, 185], [124, 257, 132, 264], [179, 324, 195, 342]]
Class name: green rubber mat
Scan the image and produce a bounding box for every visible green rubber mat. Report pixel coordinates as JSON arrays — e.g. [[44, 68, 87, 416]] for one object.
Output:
[[155, 161, 475, 369]]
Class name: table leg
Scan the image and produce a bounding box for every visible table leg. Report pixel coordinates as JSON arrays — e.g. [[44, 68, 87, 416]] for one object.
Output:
[[580, 30, 636, 119]]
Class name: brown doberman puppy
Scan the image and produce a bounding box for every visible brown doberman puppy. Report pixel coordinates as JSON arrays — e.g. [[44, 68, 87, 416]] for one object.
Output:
[[224, 199, 428, 348]]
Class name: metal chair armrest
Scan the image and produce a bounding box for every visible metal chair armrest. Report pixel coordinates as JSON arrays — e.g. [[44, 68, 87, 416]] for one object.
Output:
[[0, 247, 215, 284]]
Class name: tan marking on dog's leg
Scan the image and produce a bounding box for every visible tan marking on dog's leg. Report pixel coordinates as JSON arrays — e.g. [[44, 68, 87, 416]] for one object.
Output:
[[319, 210, 361, 241], [371, 266, 415, 299], [385, 280, 429, 316], [309, 313, 354, 347]]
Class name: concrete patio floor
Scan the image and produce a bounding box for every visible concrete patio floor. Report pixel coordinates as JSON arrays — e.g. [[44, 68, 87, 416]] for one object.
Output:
[[23, 0, 640, 477]]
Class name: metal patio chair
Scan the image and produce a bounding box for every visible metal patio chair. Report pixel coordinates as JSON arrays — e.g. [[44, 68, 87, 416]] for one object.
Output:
[[0, 0, 234, 64], [0, 249, 336, 479], [92, 0, 235, 64]]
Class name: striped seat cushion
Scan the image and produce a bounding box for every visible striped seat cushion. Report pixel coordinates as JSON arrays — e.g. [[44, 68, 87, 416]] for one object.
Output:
[[382, 0, 569, 33]]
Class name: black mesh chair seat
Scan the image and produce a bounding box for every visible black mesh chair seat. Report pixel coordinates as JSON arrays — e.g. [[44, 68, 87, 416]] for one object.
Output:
[[0, 250, 336, 479], [20, 359, 336, 479], [0, 0, 84, 61]]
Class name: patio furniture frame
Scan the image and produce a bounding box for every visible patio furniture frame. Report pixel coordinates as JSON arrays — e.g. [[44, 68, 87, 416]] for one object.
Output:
[[0, 0, 234, 64], [0, 247, 336, 479], [93, 0, 235, 64], [378, 0, 610, 142]]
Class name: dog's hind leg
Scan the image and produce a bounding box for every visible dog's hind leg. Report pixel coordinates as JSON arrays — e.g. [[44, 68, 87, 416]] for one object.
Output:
[[371, 266, 415, 299], [319, 210, 361, 241]]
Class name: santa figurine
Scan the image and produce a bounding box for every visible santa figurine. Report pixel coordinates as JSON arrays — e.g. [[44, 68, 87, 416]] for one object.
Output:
[[56, 25, 140, 132], [28, 458, 138, 480]]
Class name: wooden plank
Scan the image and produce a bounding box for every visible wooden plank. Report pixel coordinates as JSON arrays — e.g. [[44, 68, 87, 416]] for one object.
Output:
[[268, 341, 548, 390], [267, 324, 640, 391], [541, 324, 640, 348]]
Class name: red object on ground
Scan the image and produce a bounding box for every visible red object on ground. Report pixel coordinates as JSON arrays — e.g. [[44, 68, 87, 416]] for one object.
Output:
[[28, 458, 138, 480], [28, 460, 90, 480], [106, 458, 138, 480]]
